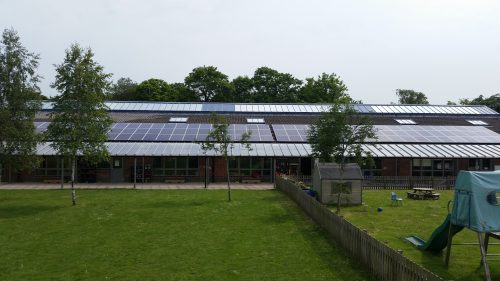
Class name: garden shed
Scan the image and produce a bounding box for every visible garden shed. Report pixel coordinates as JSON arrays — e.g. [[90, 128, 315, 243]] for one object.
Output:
[[312, 162, 363, 205]]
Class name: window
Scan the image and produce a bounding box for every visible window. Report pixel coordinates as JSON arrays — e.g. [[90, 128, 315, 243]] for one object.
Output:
[[35, 156, 71, 176], [466, 120, 488, 126], [395, 119, 417, 125], [412, 159, 454, 176], [469, 159, 492, 171], [361, 158, 382, 177], [152, 157, 199, 176], [169, 117, 188, 123], [247, 118, 265, 124], [331, 182, 352, 195], [229, 157, 272, 178]]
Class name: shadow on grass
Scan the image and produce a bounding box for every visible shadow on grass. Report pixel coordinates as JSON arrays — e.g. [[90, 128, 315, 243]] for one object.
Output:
[[0, 205, 64, 219], [275, 198, 375, 280]]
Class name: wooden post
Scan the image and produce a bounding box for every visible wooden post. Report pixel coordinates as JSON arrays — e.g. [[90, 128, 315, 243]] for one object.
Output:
[[478, 232, 492, 281], [204, 157, 208, 189], [133, 157, 137, 189], [60, 157, 64, 189], [142, 156, 145, 184], [445, 222, 454, 266], [273, 158, 276, 189]]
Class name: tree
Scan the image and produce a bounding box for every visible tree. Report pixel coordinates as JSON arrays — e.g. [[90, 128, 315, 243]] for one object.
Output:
[[108, 77, 138, 100], [231, 76, 254, 102], [299, 73, 348, 103], [308, 97, 376, 213], [46, 44, 112, 206], [201, 113, 251, 202], [0, 28, 42, 183], [185, 66, 233, 102], [459, 94, 500, 113], [252, 67, 302, 103], [136, 78, 180, 101], [396, 89, 429, 104]]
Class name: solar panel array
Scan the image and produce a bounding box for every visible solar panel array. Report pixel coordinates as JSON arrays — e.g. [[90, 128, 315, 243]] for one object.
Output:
[[272, 124, 310, 142], [108, 123, 274, 142], [374, 125, 500, 143], [40, 101, 499, 115], [35, 122, 500, 144]]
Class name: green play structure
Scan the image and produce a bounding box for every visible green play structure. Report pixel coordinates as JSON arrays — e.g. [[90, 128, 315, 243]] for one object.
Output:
[[406, 171, 500, 281]]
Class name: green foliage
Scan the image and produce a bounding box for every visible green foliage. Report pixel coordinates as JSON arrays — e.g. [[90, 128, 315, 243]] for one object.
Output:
[[299, 73, 348, 103], [0, 28, 42, 173], [459, 93, 500, 112], [252, 66, 302, 103], [46, 44, 112, 164], [308, 98, 377, 164], [202, 113, 251, 158], [185, 66, 233, 102], [101, 66, 355, 103], [108, 77, 138, 100], [231, 75, 254, 102], [396, 89, 429, 104], [136, 78, 181, 101], [201, 113, 251, 201]]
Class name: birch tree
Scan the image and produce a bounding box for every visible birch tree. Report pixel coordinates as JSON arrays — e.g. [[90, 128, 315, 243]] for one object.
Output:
[[308, 97, 376, 213], [201, 113, 251, 201], [46, 44, 112, 205]]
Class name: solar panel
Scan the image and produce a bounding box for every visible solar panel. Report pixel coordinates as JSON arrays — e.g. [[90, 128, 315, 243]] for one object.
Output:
[[272, 124, 310, 142], [106, 123, 274, 142], [34, 122, 49, 133], [374, 125, 500, 144]]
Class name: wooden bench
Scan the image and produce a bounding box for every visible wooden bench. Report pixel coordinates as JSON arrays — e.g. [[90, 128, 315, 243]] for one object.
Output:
[[241, 179, 261, 184], [407, 192, 424, 200], [430, 193, 440, 200], [43, 179, 62, 184], [165, 178, 185, 183]]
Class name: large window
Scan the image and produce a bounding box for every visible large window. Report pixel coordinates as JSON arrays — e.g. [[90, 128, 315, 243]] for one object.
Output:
[[35, 157, 71, 176], [412, 159, 454, 176], [229, 157, 272, 178], [468, 159, 492, 171], [152, 157, 198, 176], [361, 158, 382, 177]]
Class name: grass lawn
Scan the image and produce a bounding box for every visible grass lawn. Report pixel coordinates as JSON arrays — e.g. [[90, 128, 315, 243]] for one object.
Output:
[[341, 190, 500, 281], [0, 189, 371, 281]]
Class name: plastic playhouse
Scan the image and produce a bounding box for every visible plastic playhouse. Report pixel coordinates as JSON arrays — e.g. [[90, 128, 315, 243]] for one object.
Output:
[[406, 171, 500, 281]]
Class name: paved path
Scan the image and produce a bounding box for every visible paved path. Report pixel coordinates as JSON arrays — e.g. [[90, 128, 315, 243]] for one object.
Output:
[[0, 182, 275, 190]]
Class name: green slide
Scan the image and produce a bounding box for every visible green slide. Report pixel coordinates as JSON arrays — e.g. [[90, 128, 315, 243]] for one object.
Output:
[[406, 214, 464, 252]]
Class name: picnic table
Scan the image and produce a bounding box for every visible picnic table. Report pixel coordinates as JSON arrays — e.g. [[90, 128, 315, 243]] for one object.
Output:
[[407, 187, 440, 200]]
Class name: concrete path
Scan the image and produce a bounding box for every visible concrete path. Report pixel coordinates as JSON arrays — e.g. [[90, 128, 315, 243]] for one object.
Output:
[[0, 182, 275, 190]]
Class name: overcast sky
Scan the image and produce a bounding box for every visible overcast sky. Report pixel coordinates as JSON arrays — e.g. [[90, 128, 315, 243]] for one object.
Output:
[[1, 0, 499, 104]]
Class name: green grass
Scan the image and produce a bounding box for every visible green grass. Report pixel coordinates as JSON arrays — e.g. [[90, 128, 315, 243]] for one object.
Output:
[[0, 189, 371, 281], [341, 190, 500, 281]]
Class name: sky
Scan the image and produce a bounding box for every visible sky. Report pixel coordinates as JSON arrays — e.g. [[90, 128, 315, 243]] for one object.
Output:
[[1, 0, 499, 104]]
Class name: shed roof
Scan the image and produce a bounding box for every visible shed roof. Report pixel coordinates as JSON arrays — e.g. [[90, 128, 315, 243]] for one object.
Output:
[[315, 163, 364, 180]]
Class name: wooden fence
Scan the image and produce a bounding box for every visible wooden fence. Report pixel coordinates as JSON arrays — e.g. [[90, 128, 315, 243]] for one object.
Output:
[[363, 176, 456, 190], [276, 177, 444, 281]]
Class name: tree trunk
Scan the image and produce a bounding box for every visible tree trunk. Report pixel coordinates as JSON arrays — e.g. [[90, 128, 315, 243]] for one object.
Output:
[[225, 156, 231, 202], [71, 158, 76, 206]]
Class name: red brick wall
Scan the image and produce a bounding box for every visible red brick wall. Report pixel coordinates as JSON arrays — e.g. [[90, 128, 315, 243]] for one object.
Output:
[[382, 158, 397, 176], [398, 158, 412, 176], [457, 159, 469, 171], [213, 157, 227, 180]]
